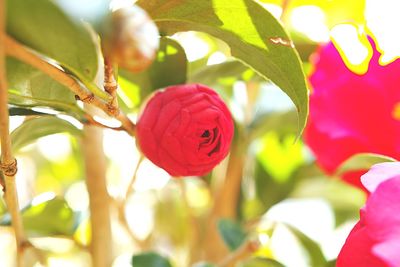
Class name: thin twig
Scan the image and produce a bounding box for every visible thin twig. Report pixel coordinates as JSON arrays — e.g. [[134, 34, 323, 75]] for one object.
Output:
[[125, 156, 144, 199], [115, 156, 149, 249], [116, 199, 149, 250], [0, 1, 28, 266], [83, 115, 125, 132], [217, 239, 260, 267], [3, 34, 136, 136], [280, 0, 291, 23]]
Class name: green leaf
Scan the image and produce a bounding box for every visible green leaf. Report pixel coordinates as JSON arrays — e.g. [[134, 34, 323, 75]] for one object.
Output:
[[189, 60, 249, 86], [137, 0, 309, 136], [239, 257, 285, 267], [11, 117, 81, 153], [6, 57, 84, 117], [257, 132, 305, 183], [248, 110, 298, 141], [284, 224, 327, 267], [1, 196, 76, 236], [131, 252, 173, 267], [120, 37, 188, 100], [6, 0, 109, 100], [335, 153, 396, 176], [325, 259, 337, 267], [217, 219, 247, 251], [8, 107, 52, 117], [250, 158, 300, 217]]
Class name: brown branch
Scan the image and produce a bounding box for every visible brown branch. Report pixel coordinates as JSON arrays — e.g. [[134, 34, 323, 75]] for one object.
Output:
[[104, 57, 119, 112], [280, 0, 291, 23], [0, 1, 28, 266], [81, 104, 113, 267], [178, 179, 201, 265], [3, 34, 136, 136]]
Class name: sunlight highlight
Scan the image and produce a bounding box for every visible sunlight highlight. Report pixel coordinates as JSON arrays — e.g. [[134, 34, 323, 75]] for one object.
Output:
[[172, 32, 210, 62], [37, 134, 72, 162], [330, 24, 372, 75], [290, 5, 330, 43], [366, 0, 400, 64]]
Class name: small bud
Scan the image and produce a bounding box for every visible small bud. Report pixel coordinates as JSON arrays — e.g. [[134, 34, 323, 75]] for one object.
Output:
[[105, 5, 159, 72]]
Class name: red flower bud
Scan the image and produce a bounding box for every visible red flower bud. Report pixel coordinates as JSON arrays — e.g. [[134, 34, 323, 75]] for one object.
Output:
[[136, 84, 234, 177]]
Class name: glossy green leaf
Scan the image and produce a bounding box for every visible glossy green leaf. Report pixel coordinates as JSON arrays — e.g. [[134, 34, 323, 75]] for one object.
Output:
[[131, 252, 173, 267], [138, 0, 309, 135], [217, 219, 247, 251], [335, 153, 396, 176], [6, 57, 84, 117], [284, 224, 327, 267], [120, 37, 188, 100], [239, 257, 285, 267], [6, 0, 109, 100], [11, 117, 81, 153], [1, 196, 76, 236]]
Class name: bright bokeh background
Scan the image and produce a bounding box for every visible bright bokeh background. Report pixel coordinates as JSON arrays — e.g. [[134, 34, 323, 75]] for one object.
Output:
[[2, 0, 399, 266]]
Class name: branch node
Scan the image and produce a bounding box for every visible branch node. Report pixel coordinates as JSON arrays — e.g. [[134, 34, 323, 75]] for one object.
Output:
[[80, 94, 95, 104], [107, 102, 120, 116], [0, 158, 18, 177]]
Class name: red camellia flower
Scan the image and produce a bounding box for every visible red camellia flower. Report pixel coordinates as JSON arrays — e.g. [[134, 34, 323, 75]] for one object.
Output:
[[136, 84, 234, 177], [337, 162, 400, 267], [305, 38, 400, 188]]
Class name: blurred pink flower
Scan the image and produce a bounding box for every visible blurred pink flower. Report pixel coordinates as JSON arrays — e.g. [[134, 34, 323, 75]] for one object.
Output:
[[305, 39, 400, 189], [337, 162, 400, 267]]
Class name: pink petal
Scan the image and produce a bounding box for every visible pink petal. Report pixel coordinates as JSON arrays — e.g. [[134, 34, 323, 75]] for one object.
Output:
[[361, 162, 400, 192]]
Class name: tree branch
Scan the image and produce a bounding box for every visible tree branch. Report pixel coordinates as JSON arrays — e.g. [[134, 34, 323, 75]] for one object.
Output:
[[202, 142, 246, 261], [81, 105, 113, 267], [103, 57, 119, 112], [178, 179, 201, 265], [0, 1, 28, 266], [3, 34, 136, 136]]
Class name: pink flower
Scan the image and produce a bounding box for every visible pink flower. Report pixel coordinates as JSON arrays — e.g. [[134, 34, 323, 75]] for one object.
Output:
[[337, 162, 400, 267], [136, 84, 234, 177], [304, 39, 400, 188]]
